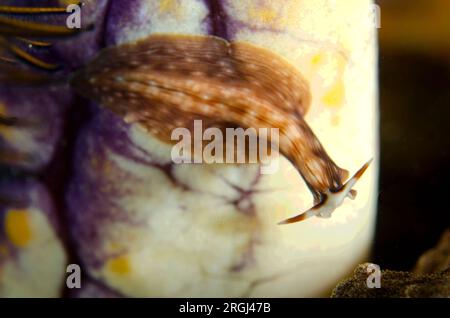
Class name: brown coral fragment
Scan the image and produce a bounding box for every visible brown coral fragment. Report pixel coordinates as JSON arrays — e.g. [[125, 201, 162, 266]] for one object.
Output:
[[331, 263, 450, 298], [415, 229, 450, 275], [332, 231, 450, 298]]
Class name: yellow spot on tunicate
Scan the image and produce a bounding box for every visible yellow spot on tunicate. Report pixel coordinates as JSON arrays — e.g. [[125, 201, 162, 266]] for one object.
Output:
[[247, 3, 301, 28], [4, 209, 33, 248], [0, 244, 9, 257], [102, 160, 114, 175], [331, 115, 341, 126], [311, 52, 348, 109], [311, 54, 324, 66], [159, 0, 182, 17], [107, 255, 131, 275], [248, 6, 280, 26], [213, 217, 259, 234], [106, 241, 126, 254], [322, 81, 345, 108]]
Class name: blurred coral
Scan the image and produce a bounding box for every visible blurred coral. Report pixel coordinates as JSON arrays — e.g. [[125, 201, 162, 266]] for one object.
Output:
[[378, 0, 450, 57], [333, 230, 450, 298], [415, 229, 450, 275]]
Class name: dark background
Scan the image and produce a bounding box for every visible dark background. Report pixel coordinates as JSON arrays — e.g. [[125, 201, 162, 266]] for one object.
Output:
[[373, 0, 450, 270]]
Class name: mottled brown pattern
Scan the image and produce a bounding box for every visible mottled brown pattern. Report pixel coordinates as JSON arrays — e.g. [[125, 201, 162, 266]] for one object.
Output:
[[71, 33, 362, 221]]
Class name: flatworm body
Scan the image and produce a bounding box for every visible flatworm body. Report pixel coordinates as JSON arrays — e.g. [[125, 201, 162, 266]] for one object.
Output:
[[71, 33, 370, 223]]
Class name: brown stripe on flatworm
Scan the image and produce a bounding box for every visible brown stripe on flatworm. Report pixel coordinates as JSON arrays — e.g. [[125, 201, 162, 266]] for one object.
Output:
[[71, 33, 350, 207]]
